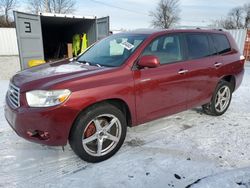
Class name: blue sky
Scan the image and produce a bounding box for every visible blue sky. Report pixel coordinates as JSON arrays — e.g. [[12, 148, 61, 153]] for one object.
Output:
[[75, 0, 249, 30]]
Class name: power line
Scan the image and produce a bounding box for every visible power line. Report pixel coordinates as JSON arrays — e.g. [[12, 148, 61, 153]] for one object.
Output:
[[87, 0, 212, 25], [88, 0, 146, 15]]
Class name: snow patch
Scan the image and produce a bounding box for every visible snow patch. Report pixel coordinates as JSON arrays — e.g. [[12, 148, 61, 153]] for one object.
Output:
[[54, 64, 87, 73]]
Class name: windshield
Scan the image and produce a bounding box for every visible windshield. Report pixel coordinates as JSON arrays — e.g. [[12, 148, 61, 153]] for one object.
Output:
[[77, 34, 148, 67]]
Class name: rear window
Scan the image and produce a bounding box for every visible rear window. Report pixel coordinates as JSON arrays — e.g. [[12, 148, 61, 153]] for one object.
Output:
[[186, 34, 210, 59], [211, 34, 231, 54]]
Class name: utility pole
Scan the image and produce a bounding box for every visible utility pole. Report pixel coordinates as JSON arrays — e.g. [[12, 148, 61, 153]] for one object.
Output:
[[45, 0, 49, 12]]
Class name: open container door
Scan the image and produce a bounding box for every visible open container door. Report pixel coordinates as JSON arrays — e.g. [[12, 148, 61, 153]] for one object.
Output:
[[96, 16, 110, 40], [14, 11, 44, 69]]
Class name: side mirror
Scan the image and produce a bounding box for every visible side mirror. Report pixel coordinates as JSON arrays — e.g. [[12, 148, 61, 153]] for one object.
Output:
[[138, 55, 160, 68]]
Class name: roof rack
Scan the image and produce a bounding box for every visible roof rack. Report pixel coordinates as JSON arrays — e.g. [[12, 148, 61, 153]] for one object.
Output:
[[213, 28, 223, 31], [195, 28, 224, 31]]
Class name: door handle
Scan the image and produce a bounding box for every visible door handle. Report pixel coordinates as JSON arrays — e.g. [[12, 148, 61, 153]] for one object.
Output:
[[214, 62, 222, 68], [178, 69, 188, 74]]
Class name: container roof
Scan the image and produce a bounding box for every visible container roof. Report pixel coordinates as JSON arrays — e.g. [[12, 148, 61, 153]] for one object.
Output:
[[39, 12, 96, 20]]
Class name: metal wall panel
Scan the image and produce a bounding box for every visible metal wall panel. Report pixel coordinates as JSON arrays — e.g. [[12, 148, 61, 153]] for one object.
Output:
[[0, 28, 19, 56], [14, 11, 44, 69], [227, 29, 247, 54], [96, 16, 110, 40]]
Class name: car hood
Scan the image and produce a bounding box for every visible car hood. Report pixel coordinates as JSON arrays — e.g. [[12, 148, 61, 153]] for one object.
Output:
[[11, 59, 112, 92]]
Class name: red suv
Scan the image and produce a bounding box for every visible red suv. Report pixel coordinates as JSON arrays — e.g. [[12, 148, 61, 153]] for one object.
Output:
[[5, 29, 244, 162]]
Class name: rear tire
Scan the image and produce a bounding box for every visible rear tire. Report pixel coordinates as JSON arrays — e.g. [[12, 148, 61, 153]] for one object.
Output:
[[202, 80, 232, 116], [69, 103, 127, 163]]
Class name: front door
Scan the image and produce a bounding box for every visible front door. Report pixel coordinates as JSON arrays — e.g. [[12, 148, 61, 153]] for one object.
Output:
[[134, 34, 189, 124]]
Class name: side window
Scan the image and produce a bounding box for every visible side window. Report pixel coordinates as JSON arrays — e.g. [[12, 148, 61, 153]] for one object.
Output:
[[186, 34, 210, 59], [212, 34, 231, 54], [142, 35, 183, 64], [208, 35, 218, 56]]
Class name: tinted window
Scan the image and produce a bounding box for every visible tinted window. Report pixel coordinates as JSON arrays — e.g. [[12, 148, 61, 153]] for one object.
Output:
[[186, 34, 210, 59], [208, 35, 218, 56], [211, 34, 231, 54], [142, 35, 183, 64]]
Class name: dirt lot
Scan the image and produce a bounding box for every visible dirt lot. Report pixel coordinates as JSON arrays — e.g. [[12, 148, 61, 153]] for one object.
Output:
[[0, 65, 250, 188]]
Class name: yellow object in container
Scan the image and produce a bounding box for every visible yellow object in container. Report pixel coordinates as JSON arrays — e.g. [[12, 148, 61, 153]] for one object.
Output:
[[81, 33, 88, 53], [28, 60, 46, 68]]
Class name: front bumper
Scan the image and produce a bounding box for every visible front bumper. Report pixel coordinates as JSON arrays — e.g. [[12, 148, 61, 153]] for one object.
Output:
[[4, 96, 79, 146]]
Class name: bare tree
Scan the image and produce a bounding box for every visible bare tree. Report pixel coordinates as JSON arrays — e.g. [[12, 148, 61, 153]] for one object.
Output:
[[210, 6, 247, 29], [51, 0, 75, 14], [228, 7, 244, 29], [27, 0, 43, 14], [243, 3, 250, 28], [211, 18, 235, 29], [149, 0, 180, 29], [27, 0, 76, 14], [0, 15, 6, 26], [0, 0, 17, 26]]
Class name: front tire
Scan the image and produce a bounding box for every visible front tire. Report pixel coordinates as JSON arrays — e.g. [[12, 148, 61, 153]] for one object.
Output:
[[202, 80, 232, 116], [69, 104, 127, 163]]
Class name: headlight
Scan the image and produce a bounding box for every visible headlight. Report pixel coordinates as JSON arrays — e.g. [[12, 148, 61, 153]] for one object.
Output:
[[26, 89, 71, 107]]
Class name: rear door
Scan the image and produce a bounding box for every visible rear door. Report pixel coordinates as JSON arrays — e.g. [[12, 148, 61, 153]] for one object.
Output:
[[14, 11, 44, 69], [96, 16, 110, 40], [183, 33, 220, 108]]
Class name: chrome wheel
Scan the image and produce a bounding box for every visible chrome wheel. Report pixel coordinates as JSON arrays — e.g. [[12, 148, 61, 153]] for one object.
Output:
[[215, 85, 231, 113], [82, 114, 122, 157]]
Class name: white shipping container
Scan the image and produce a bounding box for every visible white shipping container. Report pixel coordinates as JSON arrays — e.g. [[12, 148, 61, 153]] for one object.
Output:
[[227, 29, 247, 55], [0, 28, 19, 56]]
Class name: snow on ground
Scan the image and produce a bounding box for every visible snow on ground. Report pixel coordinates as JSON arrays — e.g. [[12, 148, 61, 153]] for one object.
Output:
[[0, 65, 250, 188]]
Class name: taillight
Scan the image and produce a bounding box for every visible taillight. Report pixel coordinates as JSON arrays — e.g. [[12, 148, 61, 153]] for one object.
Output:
[[240, 55, 245, 65]]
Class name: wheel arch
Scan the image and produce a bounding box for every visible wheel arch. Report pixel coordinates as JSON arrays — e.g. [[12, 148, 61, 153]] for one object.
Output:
[[69, 98, 132, 140], [104, 98, 132, 127], [220, 75, 236, 92]]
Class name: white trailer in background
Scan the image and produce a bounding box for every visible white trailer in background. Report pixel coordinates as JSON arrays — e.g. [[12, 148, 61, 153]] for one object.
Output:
[[227, 29, 247, 55]]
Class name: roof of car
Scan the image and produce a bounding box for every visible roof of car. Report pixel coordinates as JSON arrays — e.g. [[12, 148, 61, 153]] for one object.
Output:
[[124, 28, 227, 35], [127, 29, 165, 34]]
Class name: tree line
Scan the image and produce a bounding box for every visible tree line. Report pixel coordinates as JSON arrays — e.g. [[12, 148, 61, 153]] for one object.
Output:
[[150, 0, 250, 29], [212, 5, 250, 29]]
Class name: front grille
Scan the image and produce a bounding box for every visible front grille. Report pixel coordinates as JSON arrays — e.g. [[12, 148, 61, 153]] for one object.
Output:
[[7, 82, 20, 108]]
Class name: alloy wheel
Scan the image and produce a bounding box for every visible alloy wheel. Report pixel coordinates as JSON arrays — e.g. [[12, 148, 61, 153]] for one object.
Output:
[[215, 85, 231, 113], [82, 114, 122, 157]]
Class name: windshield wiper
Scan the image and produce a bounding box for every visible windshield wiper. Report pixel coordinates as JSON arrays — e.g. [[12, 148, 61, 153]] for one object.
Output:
[[77, 60, 103, 67], [77, 60, 91, 66]]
